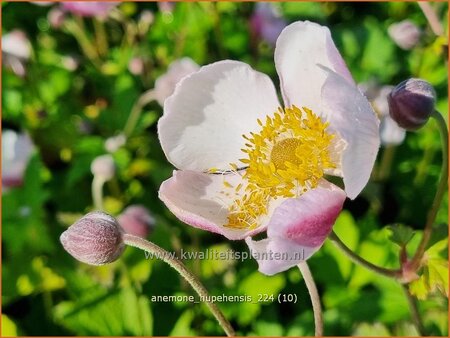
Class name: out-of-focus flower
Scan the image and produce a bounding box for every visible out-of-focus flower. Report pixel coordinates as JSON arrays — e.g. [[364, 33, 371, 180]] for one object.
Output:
[[128, 57, 145, 76], [158, 2, 175, 13], [250, 2, 287, 46], [90, 154, 116, 180], [138, 10, 154, 35], [360, 83, 406, 146], [2, 30, 31, 77], [30, 1, 53, 6], [48, 7, 66, 29], [105, 134, 126, 153], [60, 211, 125, 265], [61, 2, 118, 18], [388, 78, 436, 130], [154, 57, 200, 106], [158, 21, 380, 275], [61, 55, 79, 71], [388, 20, 421, 50], [117, 205, 155, 238], [2, 130, 34, 189]]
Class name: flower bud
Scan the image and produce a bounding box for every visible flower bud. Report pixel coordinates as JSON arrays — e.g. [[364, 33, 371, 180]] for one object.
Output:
[[90, 154, 115, 180], [60, 211, 125, 265], [48, 7, 66, 29], [388, 20, 421, 50], [117, 205, 155, 238], [128, 57, 145, 76], [387, 78, 436, 130]]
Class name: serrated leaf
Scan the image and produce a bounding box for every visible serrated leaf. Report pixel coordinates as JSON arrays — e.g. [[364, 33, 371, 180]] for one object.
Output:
[[387, 224, 415, 247]]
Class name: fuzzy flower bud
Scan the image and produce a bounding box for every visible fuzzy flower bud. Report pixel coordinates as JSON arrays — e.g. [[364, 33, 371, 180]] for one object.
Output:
[[90, 154, 116, 180], [388, 20, 421, 50], [388, 78, 436, 130], [60, 211, 125, 265], [117, 205, 155, 238]]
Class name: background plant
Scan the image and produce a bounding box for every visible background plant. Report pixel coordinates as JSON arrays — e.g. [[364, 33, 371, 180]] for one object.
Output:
[[2, 2, 448, 336]]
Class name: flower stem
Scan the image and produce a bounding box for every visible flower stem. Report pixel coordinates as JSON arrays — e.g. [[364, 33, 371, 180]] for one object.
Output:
[[123, 89, 156, 137], [377, 145, 396, 181], [402, 284, 425, 335], [122, 234, 235, 337], [328, 231, 401, 278], [410, 110, 448, 270], [91, 175, 106, 210], [64, 17, 101, 67], [418, 2, 444, 37], [93, 18, 109, 57], [298, 262, 323, 337]]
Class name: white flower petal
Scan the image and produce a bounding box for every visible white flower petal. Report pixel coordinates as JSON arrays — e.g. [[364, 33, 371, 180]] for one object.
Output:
[[159, 170, 270, 240], [321, 68, 380, 199], [158, 60, 280, 171], [380, 115, 406, 146], [274, 21, 354, 113]]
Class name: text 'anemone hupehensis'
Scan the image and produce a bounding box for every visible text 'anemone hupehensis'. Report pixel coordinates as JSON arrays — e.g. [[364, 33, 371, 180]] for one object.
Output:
[[158, 21, 380, 275]]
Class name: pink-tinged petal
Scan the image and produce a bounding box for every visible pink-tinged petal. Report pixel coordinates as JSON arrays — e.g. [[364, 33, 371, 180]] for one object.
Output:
[[321, 68, 380, 199], [61, 2, 117, 18], [2, 130, 34, 189], [274, 21, 354, 113], [158, 60, 280, 172], [159, 170, 269, 240], [2, 30, 31, 59], [246, 181, 346, 275]]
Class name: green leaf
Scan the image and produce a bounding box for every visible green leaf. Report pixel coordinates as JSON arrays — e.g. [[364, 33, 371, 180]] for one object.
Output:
[[409, 239, 449, 300], [1, 315, 18, 336], [54, 287, 153, 335], [387, 224, 415, 247]]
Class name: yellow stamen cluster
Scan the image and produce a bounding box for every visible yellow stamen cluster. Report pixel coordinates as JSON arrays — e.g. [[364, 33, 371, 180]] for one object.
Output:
[[220, 106, 336, 230]]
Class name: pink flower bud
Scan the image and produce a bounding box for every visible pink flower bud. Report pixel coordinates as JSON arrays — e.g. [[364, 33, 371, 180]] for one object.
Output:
[[117, 205, 155, 238], [60, 211, 125, 265], [128, 57, 145, 76], [388, 20, 421, 50], [61, 2, 118, 18], [2, 130, 34, 189], [90, 154, 115, 180], [388, 78, 436, 130], [48, 7, 66, 29]]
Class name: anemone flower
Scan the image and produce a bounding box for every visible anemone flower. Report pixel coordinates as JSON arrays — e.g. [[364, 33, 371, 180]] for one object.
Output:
[[2, 30, 31, 77], [158, 21, 380, 275], [250, 2, 287, 46], [2, 130, 34, 189], [61, 2, 118, 18], [360, 83, 406, 146]]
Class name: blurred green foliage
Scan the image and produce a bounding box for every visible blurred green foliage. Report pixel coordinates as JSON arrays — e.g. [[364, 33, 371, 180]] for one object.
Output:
[[2, 1, 448, 336]]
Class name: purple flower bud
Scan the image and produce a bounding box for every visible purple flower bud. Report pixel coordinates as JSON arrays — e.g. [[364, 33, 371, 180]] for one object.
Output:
[[60, 211, 125, 265], [388, 78, 436, 130], [90, 154, 115, 180], [117, 205, 155, 238]]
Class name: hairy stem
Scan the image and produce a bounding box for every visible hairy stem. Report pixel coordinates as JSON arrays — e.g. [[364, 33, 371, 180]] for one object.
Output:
[[123, 89, 156, 137], [403, 285, 425, 335], [418, 2, 444, 37], [298, 262, 323, 336], [328, 231, 401, 278], [123, 234, 235, 337], [91, 175, 106, 210], [411, 111, 448, 269]]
